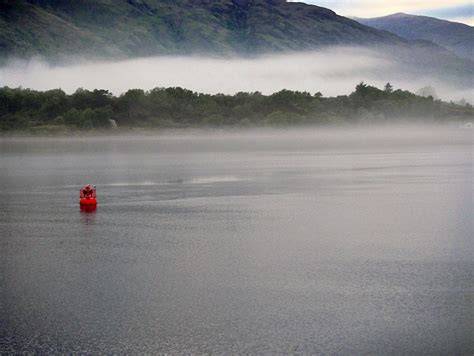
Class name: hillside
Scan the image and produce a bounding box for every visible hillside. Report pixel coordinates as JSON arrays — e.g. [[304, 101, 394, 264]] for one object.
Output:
[[1, 0, 473, 88], [0, 0, 413, 59], [356, 13, 474, 61]]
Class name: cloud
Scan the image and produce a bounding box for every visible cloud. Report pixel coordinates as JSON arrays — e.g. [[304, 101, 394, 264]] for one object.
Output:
[[0, 48, 471, 103], [293, 0, 473, 24]]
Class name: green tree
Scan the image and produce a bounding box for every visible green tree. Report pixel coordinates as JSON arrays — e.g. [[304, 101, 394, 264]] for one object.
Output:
[[384, 83, 393, 94]]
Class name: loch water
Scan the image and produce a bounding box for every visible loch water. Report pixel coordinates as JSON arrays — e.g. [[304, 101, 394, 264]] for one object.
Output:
[[1, 127, 472, 353]]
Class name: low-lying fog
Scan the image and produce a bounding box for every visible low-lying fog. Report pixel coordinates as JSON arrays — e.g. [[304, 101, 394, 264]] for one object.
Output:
[[1, 125, 470, 153], [1, 47, 472, 102]]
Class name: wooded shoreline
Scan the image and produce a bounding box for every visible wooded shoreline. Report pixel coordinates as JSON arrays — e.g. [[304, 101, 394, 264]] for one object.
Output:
[[1, 83, 472, 133]]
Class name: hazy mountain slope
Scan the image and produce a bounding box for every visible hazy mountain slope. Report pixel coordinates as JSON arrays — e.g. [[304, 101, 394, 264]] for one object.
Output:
[[1, 0, 406, 59], [0, 0, 473, 88], [356, 13, 474, 61]]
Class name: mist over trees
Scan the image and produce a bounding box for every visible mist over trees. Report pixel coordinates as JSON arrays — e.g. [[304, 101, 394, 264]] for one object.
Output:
[[0, 83, 472, 132]]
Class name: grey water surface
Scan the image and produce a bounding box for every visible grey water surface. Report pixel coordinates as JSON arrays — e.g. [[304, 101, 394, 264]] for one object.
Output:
[[1, 127, 472, 354]]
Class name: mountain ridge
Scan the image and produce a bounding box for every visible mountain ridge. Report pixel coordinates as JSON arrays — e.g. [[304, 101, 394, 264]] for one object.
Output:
[[355, 12, 474, 61], [0, 0, 414, 60]]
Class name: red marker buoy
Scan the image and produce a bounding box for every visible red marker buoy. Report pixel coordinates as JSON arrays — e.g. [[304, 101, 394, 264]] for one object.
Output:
[[80, 185, 97, 206]]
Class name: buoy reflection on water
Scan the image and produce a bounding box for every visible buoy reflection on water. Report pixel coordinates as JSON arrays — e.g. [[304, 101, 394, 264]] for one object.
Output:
[[80, 204, 97, 214]]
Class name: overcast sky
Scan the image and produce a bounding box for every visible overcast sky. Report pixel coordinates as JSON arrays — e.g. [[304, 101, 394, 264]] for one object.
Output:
[[292, 1, 473, 25]]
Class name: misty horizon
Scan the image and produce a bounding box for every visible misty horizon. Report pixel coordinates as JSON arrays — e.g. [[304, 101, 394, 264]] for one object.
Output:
[[1, 46, 472, 103]]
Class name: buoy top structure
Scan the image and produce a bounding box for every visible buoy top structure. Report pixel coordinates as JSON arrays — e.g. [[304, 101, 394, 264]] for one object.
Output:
[[80, 185, 97, 205]]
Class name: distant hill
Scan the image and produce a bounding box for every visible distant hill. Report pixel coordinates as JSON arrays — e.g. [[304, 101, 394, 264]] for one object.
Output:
[[356, 13, 474, 61], [0, 0, 406, 59]]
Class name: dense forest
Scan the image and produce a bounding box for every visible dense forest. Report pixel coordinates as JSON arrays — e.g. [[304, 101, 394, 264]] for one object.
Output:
[[0, 83, 472, 133]]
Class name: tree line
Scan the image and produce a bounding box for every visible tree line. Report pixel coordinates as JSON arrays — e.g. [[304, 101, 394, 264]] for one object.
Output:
[[0, 83, 472, 132]]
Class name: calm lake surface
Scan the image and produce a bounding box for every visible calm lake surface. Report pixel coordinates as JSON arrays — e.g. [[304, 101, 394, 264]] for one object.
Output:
[[1, 127, 472, 353]]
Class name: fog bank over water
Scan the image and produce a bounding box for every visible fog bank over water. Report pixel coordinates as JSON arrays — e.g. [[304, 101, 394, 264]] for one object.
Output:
[[2, 125, 470, 152], [1, 47, 472, 102]]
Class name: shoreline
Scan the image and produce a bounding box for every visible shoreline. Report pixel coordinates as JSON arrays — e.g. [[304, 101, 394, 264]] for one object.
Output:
[[1, 120, 471, 139]]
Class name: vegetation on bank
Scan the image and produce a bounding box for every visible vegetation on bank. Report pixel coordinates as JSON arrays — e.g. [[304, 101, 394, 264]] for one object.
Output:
[[0, 83, 472, 133]]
